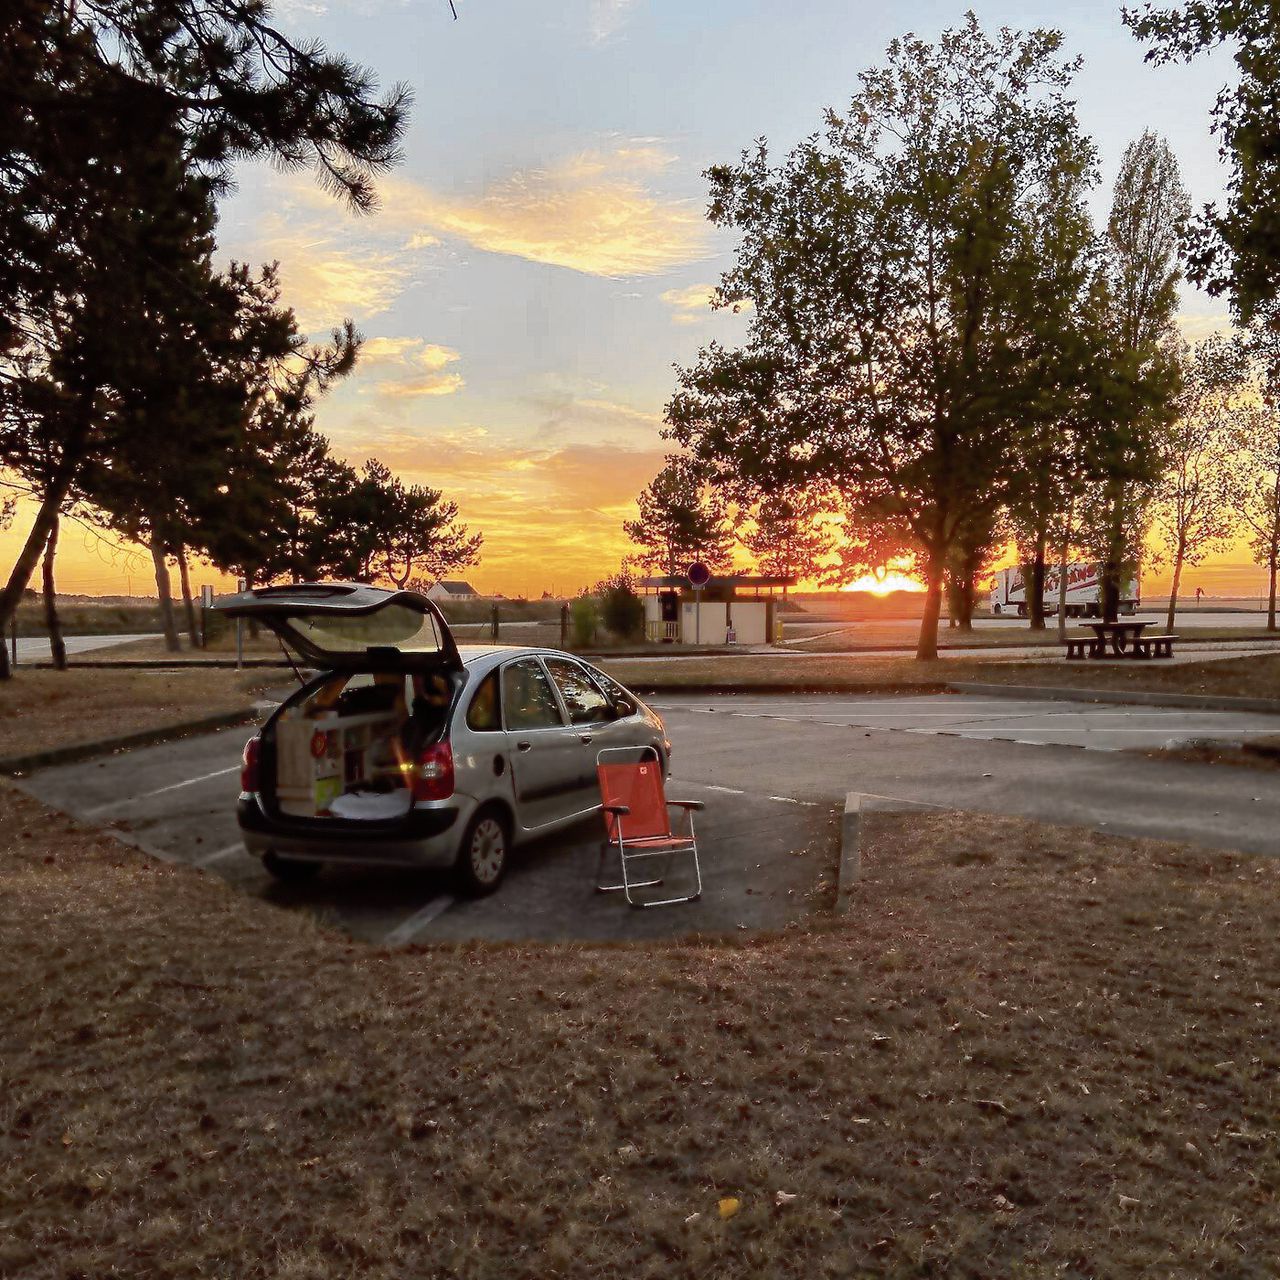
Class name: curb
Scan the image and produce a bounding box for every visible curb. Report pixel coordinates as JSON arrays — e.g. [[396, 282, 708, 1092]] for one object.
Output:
[[836, 792, 947, 913], [0, 707, 261, 775], [946, 681, 1280, 716]]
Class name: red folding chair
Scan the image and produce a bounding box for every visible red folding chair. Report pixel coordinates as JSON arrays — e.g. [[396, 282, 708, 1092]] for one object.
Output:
[[596, 746, 703, 908]]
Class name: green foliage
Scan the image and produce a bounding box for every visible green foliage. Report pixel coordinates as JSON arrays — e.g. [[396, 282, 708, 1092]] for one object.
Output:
[[624, 456, 732, 576], [593, 571, 645, 640], [1125, 0, 1280, 319], [570, 597, 598, 648], [740, 487, 834, 586], [666, 16, 1108, 658]]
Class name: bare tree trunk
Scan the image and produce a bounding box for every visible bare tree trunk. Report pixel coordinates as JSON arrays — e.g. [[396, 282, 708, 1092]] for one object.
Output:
[[42, 516, 67, 670], [916, 552, 944, 661], [150, 530, 181, 653], [1268, 542, 1277, 633], [1056, 501, 1073, 644], [1027, 531, 1047, 631], [0, 419, 89, 679], [1166, 540, 1185, 633], [176, 545, 199, 647]]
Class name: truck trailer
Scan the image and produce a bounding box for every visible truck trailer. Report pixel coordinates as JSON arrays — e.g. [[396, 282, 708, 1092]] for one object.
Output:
[[989, 563, 1140, 619]]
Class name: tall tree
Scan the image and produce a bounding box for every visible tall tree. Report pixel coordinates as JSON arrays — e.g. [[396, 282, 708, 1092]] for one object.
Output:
[[1081, 131, 1188, 622], [667, 18, 1105, 659], [1125, 0, 1280, 320], [624, 456, 732, 577], [0, 0, 410, 674], [740, 487, 834, 593], [1237, 314, 1280, 630], [1150, 336, 1247, 630]]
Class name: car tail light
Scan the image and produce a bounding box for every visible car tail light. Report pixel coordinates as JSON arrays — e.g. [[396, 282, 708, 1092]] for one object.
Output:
[[413, 741, 454, 802], [241, 735, 261, 793]]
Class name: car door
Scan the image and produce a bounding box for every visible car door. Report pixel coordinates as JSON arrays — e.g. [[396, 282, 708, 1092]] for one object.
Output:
[[500, 657, 581, 833]]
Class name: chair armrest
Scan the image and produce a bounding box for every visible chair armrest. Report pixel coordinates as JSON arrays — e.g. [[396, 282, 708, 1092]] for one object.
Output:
[[603, 804, 631, 816], [667, 799, 705, 811]]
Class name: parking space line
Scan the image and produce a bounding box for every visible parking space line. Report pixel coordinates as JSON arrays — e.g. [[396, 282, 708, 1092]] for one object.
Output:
[[194, 842, 244, 867], [384, 895, 458, 946], [84, 765, 240, 816], [767, 794, 817, 806]]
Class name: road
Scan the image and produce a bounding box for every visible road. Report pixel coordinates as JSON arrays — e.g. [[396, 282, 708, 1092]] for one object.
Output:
[[12, 632, 159, 663], [652, 691, 1280, 856], [16, 690, 1280, 947]]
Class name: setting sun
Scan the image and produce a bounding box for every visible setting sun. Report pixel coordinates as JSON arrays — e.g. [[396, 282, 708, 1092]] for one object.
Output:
[[840, 570, 926, 595]]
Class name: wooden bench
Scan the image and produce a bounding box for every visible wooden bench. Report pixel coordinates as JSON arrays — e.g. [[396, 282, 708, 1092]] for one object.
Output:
[[1132, 633, 1178, 659], [1064, 636, 1099, 660]]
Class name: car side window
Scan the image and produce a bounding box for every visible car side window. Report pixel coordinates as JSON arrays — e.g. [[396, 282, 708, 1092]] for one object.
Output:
[[581, 663, 632, 713], [501, 660, 565, 731], [465, 671, 501, 732], [544, 657, 615, 725]]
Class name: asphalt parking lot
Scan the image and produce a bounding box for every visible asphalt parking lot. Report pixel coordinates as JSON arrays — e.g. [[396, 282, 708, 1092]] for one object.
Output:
[[17, 722, 836, 946], [17, 689, 1280, 946]]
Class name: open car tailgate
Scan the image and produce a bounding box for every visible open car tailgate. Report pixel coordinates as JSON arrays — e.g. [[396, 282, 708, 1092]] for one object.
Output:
[[210, 582, 462, 672]]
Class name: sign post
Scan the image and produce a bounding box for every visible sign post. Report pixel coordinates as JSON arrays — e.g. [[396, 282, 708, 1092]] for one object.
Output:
[[234, 578, 246, 669], [686, 561, 711, 647]]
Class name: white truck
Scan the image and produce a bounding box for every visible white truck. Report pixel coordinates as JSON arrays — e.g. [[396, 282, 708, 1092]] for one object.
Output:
[[989, 563, 1140, 619]]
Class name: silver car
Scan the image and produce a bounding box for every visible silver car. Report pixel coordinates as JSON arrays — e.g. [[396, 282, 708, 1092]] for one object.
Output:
[[214, 583, 670, 894]]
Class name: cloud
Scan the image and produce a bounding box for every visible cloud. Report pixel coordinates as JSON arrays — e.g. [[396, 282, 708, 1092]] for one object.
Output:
[[325, 422, 665, 590], [354, 336, 464, 400], [376, 146, 710, 278], [661, 282, 754, 325], [588, 0, 640, 45], [238, 211, 413, 332]]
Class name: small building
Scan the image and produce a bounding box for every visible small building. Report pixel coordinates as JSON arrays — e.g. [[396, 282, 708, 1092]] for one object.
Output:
[[425, 580, 481, 603], [638, 575, 794, 646]]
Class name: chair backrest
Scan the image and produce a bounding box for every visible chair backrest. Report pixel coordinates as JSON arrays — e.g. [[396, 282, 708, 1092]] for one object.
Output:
[[598, 759, 670, 840]]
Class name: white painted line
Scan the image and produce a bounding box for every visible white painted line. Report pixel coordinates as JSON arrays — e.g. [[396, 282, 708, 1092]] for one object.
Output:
[[767, 794, 817, 806], [703, 784, 745, 795], [384, 895, 458, 946], [194, 842, 244, 867], [84, 764, 240, 816]]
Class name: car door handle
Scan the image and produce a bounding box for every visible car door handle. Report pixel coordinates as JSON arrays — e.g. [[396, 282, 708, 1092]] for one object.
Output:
[[578, 733, 593, 744], [516, 741, 533, 752]]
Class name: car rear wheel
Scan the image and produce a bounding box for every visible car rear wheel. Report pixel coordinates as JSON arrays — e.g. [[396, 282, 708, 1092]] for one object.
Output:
[[262, 851, 321, 882], [455, 808, 509, 896]]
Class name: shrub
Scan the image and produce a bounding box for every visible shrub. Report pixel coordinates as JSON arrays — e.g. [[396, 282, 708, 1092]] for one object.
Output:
[[570, 597, 598, 647], [594, 571, 645, 641]]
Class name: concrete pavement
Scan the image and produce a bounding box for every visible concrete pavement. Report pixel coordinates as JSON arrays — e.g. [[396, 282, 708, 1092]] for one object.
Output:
[[12, 632, 159, 663]]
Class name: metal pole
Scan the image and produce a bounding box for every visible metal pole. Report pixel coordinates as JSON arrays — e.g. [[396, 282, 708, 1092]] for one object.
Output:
[[235, 619, 243, 670], [560, 602, 569, 648], [694, 586, 701, 645], [490, 602, 499, 642]]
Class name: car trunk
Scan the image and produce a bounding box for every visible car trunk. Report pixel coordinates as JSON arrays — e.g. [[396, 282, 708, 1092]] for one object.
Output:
[[212, 583, 462, 828], [260, 671, 456, 825]]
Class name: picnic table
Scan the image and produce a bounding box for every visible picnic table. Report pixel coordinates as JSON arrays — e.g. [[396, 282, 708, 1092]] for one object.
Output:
[[1063, 620, 1178, 661]]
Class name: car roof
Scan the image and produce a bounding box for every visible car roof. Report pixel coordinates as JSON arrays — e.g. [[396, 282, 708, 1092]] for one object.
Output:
[[458, 645, 603, 674]]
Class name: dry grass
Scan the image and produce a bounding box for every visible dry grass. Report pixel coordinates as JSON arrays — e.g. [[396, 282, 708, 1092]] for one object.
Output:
[[2, 785, 1278, 1277], [599, 651, 1280, 701], [0, 668, 273, 759]]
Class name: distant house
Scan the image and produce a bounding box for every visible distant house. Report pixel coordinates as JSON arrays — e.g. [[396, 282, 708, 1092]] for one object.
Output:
[[425, 580, 481, 603]]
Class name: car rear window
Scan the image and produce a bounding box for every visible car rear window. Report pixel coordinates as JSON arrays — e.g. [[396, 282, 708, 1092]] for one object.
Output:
[[501, 660, 564, 731], [288, 604, 446, 655]]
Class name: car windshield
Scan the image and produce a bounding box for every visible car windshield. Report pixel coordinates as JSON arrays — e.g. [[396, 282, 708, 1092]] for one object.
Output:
[[286, 604, 447, 656]]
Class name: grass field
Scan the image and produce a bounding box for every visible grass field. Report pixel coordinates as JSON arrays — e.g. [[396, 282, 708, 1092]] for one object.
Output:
[[2, 786, 1277, 1277], [0, 668, 274, 759]]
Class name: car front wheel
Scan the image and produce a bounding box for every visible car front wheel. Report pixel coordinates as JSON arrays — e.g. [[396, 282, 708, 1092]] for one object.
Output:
[[455, 808, 509, 896]]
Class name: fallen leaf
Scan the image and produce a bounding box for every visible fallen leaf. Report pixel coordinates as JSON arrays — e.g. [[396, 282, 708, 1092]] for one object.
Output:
[[775, 1190, 797, 1206], [993, 1194, 1016, 1212], [718, 1197, 741, 1220], [684, 1212, 701, 1225]]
